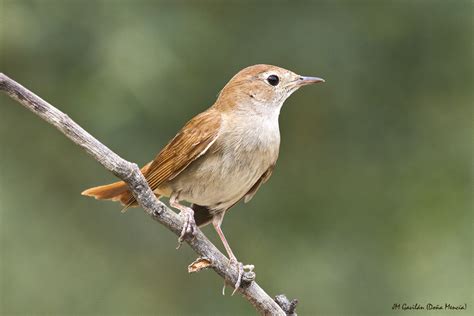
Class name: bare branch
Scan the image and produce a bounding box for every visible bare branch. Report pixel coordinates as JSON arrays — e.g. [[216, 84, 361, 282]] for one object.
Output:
[[0, 73, 295, 315]]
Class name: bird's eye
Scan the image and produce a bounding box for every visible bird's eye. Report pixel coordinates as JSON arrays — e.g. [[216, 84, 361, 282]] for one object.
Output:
[[266, 75, 280, 86]]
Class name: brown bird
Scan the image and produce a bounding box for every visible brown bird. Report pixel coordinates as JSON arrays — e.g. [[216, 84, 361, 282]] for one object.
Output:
[[82, 64, 324, 292]]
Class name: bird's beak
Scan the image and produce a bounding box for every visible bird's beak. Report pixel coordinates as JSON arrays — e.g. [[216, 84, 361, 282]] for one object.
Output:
[[297, 76, 325, 86]]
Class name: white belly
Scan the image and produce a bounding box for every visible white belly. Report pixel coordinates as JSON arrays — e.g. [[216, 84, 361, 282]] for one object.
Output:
[[166, 112, 280, 211]]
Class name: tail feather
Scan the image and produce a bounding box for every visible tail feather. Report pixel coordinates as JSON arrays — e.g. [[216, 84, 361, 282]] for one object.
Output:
[[81, 181, 136, 206], [82, 162, 154, 208]]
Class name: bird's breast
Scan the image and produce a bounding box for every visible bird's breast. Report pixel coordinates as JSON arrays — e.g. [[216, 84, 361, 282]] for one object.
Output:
[[167, 112, 280, 211]]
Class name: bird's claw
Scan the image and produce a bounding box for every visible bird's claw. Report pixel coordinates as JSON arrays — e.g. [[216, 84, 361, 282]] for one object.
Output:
[[176, 209, 197, 249], [222, 258, 255, 296]]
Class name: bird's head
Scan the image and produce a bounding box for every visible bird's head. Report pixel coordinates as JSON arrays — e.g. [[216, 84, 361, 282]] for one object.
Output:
[[215, 64, 324, 113]]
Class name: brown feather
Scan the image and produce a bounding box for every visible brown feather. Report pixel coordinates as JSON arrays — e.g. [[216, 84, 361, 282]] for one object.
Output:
[[122, 109, 221, 206], [81, 181, 129, 200], [82, 109, 220, 208], [81, 162, 153, 206]]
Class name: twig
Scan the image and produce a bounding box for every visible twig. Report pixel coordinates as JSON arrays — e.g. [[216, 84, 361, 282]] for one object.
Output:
[[0, 73, 296, 315], [275, 295, 299, 315]]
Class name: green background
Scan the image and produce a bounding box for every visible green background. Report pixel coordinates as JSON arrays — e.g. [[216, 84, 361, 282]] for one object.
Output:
[[1, 1, 472, 315]]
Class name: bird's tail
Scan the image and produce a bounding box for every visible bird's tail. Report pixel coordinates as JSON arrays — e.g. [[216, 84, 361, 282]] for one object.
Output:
[[82, 162, 154, 210], [81, 180, 136, 207]]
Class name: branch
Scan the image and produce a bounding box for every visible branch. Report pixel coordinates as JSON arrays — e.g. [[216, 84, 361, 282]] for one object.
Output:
[[0, 73, 298, 315]]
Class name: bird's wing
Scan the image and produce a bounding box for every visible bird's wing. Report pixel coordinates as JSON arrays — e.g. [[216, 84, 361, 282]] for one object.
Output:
[[125, 109, 221, 206], [145, 109, 221, 189], [243, 164, 275, 203]]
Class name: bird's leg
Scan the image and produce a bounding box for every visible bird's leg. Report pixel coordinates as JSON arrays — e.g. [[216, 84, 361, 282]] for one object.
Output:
[[212, 213, 254, 295], [170, 192, 197, 248]]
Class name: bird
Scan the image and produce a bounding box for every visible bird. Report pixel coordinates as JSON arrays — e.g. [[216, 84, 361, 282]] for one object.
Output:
[[82, 64, 324, 293]]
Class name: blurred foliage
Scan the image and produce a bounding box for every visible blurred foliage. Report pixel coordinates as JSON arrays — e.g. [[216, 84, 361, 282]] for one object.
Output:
[[0, 0, 472, 315]]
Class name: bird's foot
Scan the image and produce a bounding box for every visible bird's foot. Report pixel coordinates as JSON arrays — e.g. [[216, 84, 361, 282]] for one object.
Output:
[[222, 258, 255, 296], [176, 207, 197, 249]]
